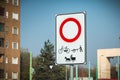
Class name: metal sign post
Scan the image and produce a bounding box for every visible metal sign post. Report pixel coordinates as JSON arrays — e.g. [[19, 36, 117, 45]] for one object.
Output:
[[96, 62, 98, 80], [76, 65, 78, 80], [30, 52, 32, 80], [70, 65, 74, 80], [118, 56, 120, 80], [66, 65, 67, 80], [88, 62, 91, 80]]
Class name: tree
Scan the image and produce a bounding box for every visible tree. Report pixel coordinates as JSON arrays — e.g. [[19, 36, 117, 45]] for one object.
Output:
[[91, 67, 96, 80], [34, 40, 66, 80], [20, 48, 30, 80], [79, 66, 88, 77]]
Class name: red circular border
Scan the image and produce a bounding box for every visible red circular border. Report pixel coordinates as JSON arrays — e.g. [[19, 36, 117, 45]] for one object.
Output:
[[59, 18, 82, 43]]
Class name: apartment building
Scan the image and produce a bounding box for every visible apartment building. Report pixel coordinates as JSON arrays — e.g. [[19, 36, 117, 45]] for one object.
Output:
[[0, 0, 20, 80]]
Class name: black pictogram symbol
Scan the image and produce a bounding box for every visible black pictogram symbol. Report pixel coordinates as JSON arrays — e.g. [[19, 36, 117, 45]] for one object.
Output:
[[70, 55, 76, 61], [65, 55, 76, 62], [58, 46, 70, 54], [65, 57, 70, 61]]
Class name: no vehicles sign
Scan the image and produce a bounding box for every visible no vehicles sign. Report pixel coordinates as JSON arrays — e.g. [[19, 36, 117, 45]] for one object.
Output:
[[55, 12, 86, 64]]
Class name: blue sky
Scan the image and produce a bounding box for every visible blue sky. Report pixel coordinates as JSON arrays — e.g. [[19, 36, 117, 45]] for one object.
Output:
[[21, 0, 120, 65]]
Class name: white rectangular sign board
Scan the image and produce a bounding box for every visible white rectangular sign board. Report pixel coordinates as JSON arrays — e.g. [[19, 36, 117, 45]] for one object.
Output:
[[56, 12, 86, 64]]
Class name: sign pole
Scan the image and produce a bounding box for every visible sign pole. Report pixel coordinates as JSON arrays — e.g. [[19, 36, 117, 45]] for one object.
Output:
[[70, 65, 74, 80], [96, 62, 98, 80], [118, 37, 120, 80], [66, 65, 67, 80], [76, 65, 78, 80], [88, 62, 91, 80], [118, 56, 119, 80], [30, 52, 32, 80]]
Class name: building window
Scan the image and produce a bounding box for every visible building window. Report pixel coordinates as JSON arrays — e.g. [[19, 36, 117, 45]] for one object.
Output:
[[5, 73, 8, 79], [12, 12, 18, 20], [12, 72, 18, 79], [12, 0, 18, 6], [12, 42, 18, 49], [6, 41, 9, 48], [12, 27, 18, 35], [0, 38, 4, 47], [0, 23, 4, 32], [6, 57, 8, 63], [5, 26, 9, 32], [6, 11, 8, 18], [0, 7, 5, 16], [0, 55, 3, 63], [12, 57, 18, 64], [6, 0, 9, 3]]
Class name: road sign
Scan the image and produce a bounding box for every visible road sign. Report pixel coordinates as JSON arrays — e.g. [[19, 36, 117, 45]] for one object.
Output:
[[56, 12, 86, 64]]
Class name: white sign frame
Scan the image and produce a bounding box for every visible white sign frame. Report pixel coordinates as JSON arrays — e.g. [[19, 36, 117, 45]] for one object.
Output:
[[55, 12, 86, 65]]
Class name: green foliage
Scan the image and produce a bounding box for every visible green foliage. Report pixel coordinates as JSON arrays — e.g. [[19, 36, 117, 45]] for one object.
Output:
[[91, 67, 96, 80], [20, 51, 30, 80], [34, 40, 66, 80]]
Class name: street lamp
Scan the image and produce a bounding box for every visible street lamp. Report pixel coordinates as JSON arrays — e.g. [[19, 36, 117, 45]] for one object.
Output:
[[49, 65, 53, 69], [49, 65, 54, 80], [118, 37, 120, 80], [100, 55, 104, 78]]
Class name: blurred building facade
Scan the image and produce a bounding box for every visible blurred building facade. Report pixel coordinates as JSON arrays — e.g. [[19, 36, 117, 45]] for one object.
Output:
[[0, 0, 20, 79], [97, 48, 120, 79]]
